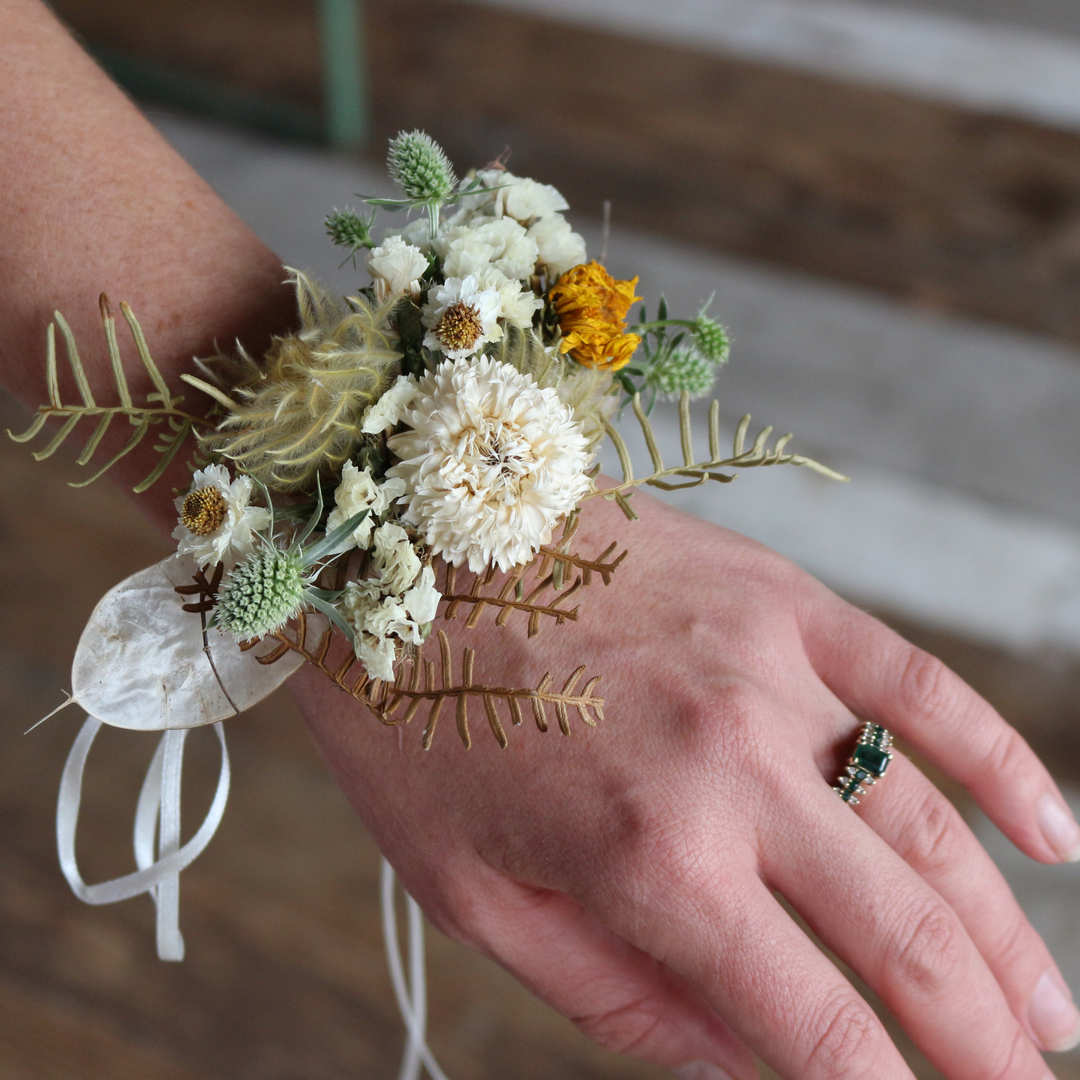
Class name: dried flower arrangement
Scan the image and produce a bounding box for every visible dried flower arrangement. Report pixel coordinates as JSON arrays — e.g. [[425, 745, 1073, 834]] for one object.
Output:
[[11, 133, 845, 1049]]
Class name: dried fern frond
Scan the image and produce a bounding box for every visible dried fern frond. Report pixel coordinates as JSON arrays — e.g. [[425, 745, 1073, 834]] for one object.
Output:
[[589, 391, 849, 519], [7, 295, 207, 491], [184, 269, 403, 491], [263, 618, 604, 749], [438, 515, 627, 637]]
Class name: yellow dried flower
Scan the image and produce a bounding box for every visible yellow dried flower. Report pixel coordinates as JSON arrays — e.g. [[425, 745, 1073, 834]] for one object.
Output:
[[549, 261, 642, 372]]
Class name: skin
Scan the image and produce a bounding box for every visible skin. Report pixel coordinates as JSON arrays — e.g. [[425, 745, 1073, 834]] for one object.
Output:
[[1, 2, 1078, 1077]]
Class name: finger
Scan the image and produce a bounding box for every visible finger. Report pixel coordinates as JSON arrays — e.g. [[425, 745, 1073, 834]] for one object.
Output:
[[579, 867, 919, 1079], [767, 779, 1052, 1080], [453, 867, 758, 1080], [856, 751, 1080, 1053], [801, 595, 1080, 865]]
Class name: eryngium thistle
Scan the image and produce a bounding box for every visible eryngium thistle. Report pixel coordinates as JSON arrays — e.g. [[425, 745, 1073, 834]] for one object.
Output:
[[650, 348, 717, 399], [217, 548, 305, 640], [692, 315, 730, 366], [387, 131, 457, 203], [199, 270, 402, 490], [325, 207, 375, 253]]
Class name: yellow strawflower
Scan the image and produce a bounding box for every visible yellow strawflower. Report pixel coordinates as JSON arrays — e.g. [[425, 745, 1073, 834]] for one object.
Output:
[[549, 261, 642, 372]]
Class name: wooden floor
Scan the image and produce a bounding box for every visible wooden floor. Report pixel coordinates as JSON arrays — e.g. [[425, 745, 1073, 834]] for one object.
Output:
[[3, 383, 1080, 1079]]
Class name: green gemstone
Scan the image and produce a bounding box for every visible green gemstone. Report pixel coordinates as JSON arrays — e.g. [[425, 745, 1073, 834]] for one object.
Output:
[[853, 744, 890, 777]]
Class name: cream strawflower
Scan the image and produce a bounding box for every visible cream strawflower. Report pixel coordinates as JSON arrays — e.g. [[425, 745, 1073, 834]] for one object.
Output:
[[326, 462, 406, 551], [422, 275, 503, 359], [387, 356, 593, 572], [367, 235, 428, 302], [173, 463, 271, 569], [361, 374, 418, 434], [474, 168, 569, 223]]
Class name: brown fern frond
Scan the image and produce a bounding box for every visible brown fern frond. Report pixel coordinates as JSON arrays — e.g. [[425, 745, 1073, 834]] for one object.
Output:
[[267, 622, 604, 750], [435, 520, 627, 638]]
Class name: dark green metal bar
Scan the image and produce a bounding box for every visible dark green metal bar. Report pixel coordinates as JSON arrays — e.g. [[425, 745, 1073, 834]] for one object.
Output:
[[319, 0, 368, 149], [93, 45, 323, 143]]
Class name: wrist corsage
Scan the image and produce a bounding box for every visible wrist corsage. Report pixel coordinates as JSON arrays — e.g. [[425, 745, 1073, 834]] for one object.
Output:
[[11, 130, 844, 1068]]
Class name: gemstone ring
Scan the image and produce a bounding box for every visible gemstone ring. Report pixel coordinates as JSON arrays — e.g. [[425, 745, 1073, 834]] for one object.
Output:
[[834, 722, 894, 805]]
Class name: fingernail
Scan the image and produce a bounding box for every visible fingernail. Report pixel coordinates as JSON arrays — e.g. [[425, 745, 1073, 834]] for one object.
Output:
[[674, 1064, 736, 1080], [1038, 793, 1080, 862], [1028, 968, 1080, 1052]]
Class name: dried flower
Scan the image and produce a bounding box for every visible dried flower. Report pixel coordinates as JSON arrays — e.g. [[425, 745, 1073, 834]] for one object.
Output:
[[387, 356, 593, 572], [361, 374, 418, 434], [217, 548, 306, 641], [197, 271, 402, 491], [325, 462, 406, 552], [173, 464, 271, 569], [528, 214, 587, 279], [422, 275, 504, 359], [367, 236, 429, 302], [550, 261, 642, 372]]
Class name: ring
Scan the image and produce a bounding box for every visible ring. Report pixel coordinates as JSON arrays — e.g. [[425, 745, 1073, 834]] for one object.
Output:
[[834, 722, 894, 804]]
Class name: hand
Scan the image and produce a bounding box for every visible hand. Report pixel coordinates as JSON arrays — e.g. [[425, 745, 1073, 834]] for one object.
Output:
[[294, 487, 1080, 1080]]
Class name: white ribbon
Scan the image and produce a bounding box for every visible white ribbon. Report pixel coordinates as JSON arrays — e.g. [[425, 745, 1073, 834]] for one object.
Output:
[[381, 859, 450, 1080], [57, 716, 231, 962]]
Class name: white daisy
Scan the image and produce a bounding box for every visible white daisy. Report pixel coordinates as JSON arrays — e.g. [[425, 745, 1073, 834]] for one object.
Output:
[[387, 356, 593, 573], [421, 275, 504, 359], [173, 464, 270, 570]]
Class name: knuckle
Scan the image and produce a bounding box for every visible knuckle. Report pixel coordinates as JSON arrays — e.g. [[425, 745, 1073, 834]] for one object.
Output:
[[572, 993, 665, 1056], [984, 1025, 1030, 1080], [800, 990, 883, 1078], [885, 900, 967, 999], [897, 647, 959, 723], [897, 789, 963, 875], [984, 910, 1034, 976], [983, 725, 1028, 786]]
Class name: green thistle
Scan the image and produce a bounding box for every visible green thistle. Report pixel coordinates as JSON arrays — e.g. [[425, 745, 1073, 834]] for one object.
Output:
[[325, 207, 376, 265], [649, 348, 717, 399], [691, 313, 730, 366], [387, 131, 457, 204], [217, 548, 306, 640], [213, 494, 370, 644]]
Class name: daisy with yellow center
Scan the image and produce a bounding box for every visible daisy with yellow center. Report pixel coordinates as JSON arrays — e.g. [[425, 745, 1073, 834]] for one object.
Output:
[[421, 275, 503, 360], [172, 463, 272, 570], [550, 261, 642, 372]]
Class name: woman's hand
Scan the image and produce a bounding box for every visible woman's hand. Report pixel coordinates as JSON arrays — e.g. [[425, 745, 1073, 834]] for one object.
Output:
[[296, 488, 1080, 1080]]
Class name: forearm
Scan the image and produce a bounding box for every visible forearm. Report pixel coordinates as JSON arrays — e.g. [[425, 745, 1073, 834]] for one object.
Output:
[[0, 0, 295, 527]]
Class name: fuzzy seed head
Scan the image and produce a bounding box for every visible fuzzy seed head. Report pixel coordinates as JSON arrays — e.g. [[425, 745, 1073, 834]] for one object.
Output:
[[387, 131, 457, 203], [217, 548, 305, 640], [181, 487, 228, 536], [692, 315, 730, 366]]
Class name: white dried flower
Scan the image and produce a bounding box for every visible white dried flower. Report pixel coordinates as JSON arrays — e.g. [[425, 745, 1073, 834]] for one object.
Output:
[[439, 228, 496, 279], [357, 635, 399, 682], [326, 462, 406, 551], [475, 168, 569, 223], [402, 565, 440, 625], [173, 463, 271, 570], [528, 213, 587, 278], [361, 374, 418, 434], [367, 235, 428, 302], [422, 275, 504, 359], [387, 356, 593, 572], [472, 265, 542, 330], [470, 217, 539, 281], [372, 521, 422, 594]]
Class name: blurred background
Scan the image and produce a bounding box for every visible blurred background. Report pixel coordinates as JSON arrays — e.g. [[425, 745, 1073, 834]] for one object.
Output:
[[5, 0, 1080, 1076]]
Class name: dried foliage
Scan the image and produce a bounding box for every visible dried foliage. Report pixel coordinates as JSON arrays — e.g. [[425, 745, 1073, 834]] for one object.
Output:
[[263, 616, 604, 749], [7, 295, 206, 490], [438, 515, 627, 637], [184, 270, 402, 491], [592, 391, 849, 518]]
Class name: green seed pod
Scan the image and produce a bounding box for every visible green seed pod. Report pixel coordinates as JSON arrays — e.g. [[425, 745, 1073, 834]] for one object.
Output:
[[650, 348, 717, 399], [387, 131, 457, 204], [692, 315, 731, 366], [217, 548, 306, 640]]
